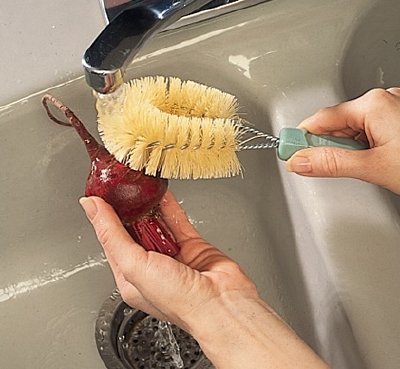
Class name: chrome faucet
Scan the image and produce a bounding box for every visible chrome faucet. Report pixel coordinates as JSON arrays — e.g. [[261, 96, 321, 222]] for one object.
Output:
[[83, 0, 214, 94]]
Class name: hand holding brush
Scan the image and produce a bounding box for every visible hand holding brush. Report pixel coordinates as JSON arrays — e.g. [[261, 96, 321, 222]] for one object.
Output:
[[286, 87, 400, 195]]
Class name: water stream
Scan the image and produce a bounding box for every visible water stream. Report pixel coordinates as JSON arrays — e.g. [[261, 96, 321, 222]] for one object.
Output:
[[155, 320, 184, 368]]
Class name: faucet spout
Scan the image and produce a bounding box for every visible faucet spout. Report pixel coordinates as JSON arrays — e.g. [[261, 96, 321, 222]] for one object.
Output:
[[83, 0, 214, 94]]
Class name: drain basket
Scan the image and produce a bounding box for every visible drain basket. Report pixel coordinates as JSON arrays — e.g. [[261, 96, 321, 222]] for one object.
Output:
[[95, 290, 214, 369]]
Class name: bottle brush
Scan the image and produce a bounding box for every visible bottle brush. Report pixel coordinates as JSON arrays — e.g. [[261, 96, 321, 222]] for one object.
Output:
[[96, 76, 368, 180]]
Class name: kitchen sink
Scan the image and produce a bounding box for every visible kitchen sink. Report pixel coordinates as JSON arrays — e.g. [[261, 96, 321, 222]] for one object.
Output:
[[0, 1, 399, 368]]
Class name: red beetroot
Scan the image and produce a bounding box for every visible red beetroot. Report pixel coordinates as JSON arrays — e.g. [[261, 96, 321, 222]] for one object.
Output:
[[42, 94, 179, 256]]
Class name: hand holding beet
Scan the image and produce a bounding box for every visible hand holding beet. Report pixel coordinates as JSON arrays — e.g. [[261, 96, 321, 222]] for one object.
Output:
[[80, 192, 329, 369]]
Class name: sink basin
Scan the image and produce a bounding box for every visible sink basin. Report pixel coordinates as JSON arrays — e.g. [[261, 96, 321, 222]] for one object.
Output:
[[1, 1, 399, 369], [342, 0, 400, 99]]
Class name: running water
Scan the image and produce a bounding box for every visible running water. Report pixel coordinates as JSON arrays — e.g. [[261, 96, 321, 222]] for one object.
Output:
[[155, 320, 184, 368]]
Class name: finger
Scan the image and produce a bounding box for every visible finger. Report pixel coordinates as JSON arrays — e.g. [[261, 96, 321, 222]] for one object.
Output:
[[160, 191, 201, 243], [101, 246, 152, 311], [79, 197, 164, 309], [298, 101, 365, 135], [81, 201, 158, 314], [160, 192, 229, 267], [386, 87, 400, 97], [116, 275, 169, 321], [80, 196, 203, 322], [285, 146, 380, 181], [79, 196, 149, 281], [80, 195, 203, 280], [117, 279, 170, 321], [100, 235, 169, 322], [298, 89, 397, 137], [102, 245, 142, 296]]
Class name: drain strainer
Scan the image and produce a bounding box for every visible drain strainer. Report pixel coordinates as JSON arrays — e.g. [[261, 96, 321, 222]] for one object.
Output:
[[95, 290, 214, 369]]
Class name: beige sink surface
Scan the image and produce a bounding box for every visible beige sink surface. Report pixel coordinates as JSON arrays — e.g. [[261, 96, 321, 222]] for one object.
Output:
[[1, 1, 399, 368]]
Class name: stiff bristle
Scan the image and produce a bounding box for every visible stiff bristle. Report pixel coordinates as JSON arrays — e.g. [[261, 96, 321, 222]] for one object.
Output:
[[96, 76, 241, 179]]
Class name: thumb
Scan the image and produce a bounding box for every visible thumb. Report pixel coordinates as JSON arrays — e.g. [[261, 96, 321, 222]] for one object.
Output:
[[79, 196, 148, 276], [285, 147, 376, 181]]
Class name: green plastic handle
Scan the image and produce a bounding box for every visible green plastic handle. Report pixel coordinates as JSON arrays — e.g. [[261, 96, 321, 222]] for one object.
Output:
[[277, 127, 369, 161]]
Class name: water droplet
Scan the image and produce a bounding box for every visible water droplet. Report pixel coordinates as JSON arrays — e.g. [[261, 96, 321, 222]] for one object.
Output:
[[123, 307, 133, 316], [98, 329, 106, 341]]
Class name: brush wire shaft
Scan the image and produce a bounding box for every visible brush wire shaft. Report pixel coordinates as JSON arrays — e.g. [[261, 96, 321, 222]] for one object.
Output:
[[97, 76, 242, 180]]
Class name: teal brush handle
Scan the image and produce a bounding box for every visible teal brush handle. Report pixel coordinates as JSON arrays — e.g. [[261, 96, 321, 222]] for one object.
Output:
[[277, 127, 369, 161]]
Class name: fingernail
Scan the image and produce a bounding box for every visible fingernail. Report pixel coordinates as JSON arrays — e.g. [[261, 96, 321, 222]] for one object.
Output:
[[79, 197, 97, 221], [287, 156, 312, 173]]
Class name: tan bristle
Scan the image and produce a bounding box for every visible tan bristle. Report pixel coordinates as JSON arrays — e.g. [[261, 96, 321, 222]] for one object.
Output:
[[96, 76, 241, 179]]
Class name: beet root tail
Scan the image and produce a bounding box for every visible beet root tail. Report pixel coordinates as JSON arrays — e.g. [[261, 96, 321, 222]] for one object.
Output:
[[41, 94, 100, 157]]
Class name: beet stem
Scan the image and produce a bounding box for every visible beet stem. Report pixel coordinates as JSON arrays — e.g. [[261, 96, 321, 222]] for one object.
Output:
[[128, 216, 180, 256], [42, 94, 100, 157]]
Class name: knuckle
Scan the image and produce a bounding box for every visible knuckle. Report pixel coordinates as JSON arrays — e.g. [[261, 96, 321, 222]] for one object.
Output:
[[119, 285, 131, 303], [364, 88, 391, 103], [320, 148, 340, 177], [385, 87, 400, 96], [94, 222, 113, 249], [315, 106, 331, 117]]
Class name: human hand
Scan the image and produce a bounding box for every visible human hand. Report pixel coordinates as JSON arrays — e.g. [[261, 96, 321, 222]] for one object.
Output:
[[79, 191, 259, 329], [286, 88, 400, 194], [80, 192, 329, 369]]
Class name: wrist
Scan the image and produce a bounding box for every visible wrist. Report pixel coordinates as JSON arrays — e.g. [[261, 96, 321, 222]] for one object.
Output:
[[184, 290, 275, 340], [184, 291, 329, 369]]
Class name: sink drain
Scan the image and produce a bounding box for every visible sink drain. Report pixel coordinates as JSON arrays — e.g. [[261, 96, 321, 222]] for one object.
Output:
[[95, 290, 214, 369]]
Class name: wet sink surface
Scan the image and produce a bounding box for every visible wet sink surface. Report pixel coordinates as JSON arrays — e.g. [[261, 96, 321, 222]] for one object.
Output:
[[0, 77, 294, 369], [1, 1, 400, 369]]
